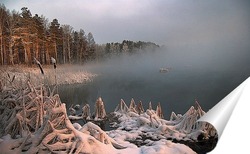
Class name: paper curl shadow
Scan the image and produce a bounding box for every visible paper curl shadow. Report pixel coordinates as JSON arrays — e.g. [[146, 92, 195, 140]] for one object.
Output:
[[195, 77, 249, 153], [172, 121, 218, 154]]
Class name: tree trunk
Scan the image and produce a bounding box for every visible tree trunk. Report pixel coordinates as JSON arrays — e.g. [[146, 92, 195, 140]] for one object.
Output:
[[9, 39, 14, 65], [45, 42, 50, 64], [41, 41, 45, 64], [54, 42, 57, 61], [67, 36, 70, 64], [24, 43, 32, 65], [79, 45, 83, 64], [36, 38, 39, 60], [0, 30, 3, 65], [63, 38, 66, 64], [3, 38, 6, 65], [27, 45, 32, 66], [24, 46, 28, 64]]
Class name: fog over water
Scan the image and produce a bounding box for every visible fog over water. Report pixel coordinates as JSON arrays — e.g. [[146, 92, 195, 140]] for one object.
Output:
[[55, 0, 250, 117], [59, 39, 250, 117]]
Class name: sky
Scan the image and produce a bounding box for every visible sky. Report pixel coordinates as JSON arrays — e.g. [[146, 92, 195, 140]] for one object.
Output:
[[2, 0, 250, 45]]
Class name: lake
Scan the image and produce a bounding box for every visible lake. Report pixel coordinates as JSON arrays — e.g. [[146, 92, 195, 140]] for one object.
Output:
[[58, 45, 250, 118]]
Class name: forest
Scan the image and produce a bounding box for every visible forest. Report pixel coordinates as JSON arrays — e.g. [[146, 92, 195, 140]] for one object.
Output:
[[0, 4, 160, 66]]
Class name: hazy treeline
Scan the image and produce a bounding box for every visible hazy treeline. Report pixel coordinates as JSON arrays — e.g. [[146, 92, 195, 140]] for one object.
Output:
[[104, 40, 159, 57], [0, 5, 159, 66]]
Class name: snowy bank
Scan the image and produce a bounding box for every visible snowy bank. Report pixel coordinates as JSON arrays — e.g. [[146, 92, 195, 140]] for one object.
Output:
[[0, 65, 96, 88], [68, 98, 217, 153], [0, 81, 199, 154], [108, 98, 217, 141]]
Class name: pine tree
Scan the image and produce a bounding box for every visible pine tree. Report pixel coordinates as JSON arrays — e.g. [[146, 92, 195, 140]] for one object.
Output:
[[49, 19, 62, 62], [79, 29, 87, 63], [20, 7, 36, 65], [86, 32, 96, 60], [72, 31, 79, 63], [0, 4, 8, 65]]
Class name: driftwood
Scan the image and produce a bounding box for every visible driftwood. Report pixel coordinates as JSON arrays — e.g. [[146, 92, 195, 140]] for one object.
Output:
[[136, 101, 144, 115], [129, 98, 137, 113], [68, 98, 108, 122], [0, 82, 122, 153], [113, 99, 217, 140], [82, 104, 91, 120], [0, 82, 46, 138], [114, 99, 129, 113], [94, 97, 107, 120], [156, 102, 164, 119]]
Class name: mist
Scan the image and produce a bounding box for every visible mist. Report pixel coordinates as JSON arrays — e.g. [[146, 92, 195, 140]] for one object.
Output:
[[56, 0, 250, 117], [58, 35, 250, 117]]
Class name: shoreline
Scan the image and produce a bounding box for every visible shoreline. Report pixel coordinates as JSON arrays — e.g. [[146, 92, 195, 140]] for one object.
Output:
[[0, 64, 97, 88], [0, 65, 218, 153]]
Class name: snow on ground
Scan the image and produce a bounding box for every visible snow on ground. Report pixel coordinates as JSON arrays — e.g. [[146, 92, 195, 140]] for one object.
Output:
[[74, 123, 196, 154], [107, 99, 216, 142], [0, 81, 199, 154], [68, 98, 217, 154]]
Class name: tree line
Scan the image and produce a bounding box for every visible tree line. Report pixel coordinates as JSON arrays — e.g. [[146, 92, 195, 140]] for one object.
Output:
[[0, 5, 159, 66]]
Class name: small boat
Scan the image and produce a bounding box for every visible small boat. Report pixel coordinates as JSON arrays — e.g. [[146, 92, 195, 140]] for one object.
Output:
[[159, 68, 170, 73]]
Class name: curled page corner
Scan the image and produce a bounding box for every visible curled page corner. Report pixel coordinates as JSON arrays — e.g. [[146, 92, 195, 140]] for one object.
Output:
[[209, 76, 250, 154], [197, 77, 249, 138]]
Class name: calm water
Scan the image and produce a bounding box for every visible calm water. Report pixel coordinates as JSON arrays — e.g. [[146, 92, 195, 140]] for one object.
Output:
[[58, 46, 250, 118]]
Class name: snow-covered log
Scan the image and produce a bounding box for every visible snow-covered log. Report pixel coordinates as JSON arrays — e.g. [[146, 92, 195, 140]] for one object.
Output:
[[129, 98, 137, 113], [94, 97, 107, 120], [82, 104, 91, 120], [148, 101, 153, 110], [156, 102, 164, 119], [112, 99, 217, 141], [136, 101, 145, 115], [114, 99, 129, 113]]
